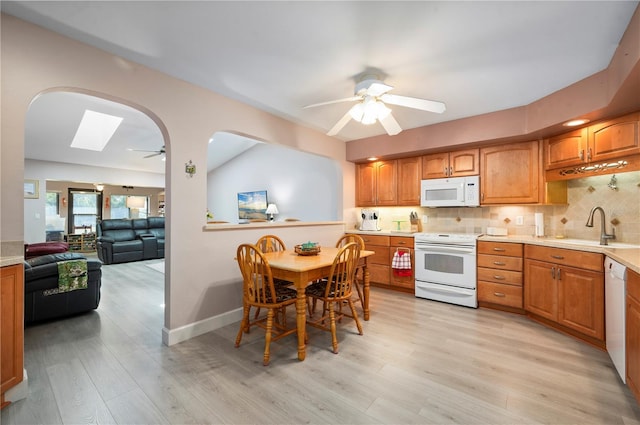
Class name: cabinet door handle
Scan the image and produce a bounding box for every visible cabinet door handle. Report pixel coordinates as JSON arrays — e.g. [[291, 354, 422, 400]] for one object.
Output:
[[557, 268, 561, 280], [493, 261, 506, 266], [587, 148, 592, 161], [579, 149, 584, 161], [551, 255, 564, 260], [493, 247, 506, 252], [551, 266, 556, 279], [448, 166, 453, 176], [493, 292, 506, 297], [444, 167, 448, 176], [493, 275, 506, 280]]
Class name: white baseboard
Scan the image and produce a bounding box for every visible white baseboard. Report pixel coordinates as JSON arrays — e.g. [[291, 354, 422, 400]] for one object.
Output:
[[162, 307, 243, 346], [4, 369, 28, 404]]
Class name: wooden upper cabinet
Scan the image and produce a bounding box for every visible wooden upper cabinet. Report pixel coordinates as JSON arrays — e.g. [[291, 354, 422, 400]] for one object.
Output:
[[544, 112, 639, 170], [480, 141, 540, 204], [421, 148, 479, 179], [396, 157, 421, 206], [355, 160, 397, 206], [589, 112, 640, 162], [544, 128, 588, 170], [356, 162, 377, 206]]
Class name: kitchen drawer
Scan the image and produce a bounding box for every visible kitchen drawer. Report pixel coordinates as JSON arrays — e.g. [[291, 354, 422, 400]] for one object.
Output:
[[477, 254, 523, 271], [478, 241, 523, 257], [477, 267, 522, 286], [525, 245, 603, 272], [390, 236, 413, 248], [478, 281, 523, 308], [360, 235, 390, 246]]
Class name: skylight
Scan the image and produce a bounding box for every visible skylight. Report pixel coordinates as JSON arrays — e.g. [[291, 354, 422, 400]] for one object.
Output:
[[70, 109, 123, 151]]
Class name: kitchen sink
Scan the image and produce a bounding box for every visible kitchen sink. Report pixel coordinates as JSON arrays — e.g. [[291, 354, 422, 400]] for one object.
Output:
[[550, 238, 640, 249]]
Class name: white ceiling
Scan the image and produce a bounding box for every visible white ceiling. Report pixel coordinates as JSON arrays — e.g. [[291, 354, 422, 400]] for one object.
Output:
[[4, 1, 638, 174]]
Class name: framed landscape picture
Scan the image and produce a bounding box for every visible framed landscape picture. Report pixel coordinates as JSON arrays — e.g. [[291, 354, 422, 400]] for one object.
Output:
[[237, 190, 267, 220], [24, 179, 39, 199]]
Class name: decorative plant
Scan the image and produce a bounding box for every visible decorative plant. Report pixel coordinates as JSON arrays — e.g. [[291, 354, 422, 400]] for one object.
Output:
[[206, 209, 214, 220]]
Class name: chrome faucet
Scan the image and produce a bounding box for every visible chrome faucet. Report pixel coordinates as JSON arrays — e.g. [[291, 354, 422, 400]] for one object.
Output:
[[585, 206, 616, 245]]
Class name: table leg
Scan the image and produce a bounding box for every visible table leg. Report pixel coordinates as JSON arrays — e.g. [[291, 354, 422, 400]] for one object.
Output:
[[363, 260, 370, 321], [295, 284, 306, 361]]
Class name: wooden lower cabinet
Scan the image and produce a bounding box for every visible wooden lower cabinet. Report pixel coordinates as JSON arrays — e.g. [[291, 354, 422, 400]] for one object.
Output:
[[477, 241, 523, 311], [524, 245, 604, 346], [627, 269, 640, 405], [1, 263, 24, 409], [358, 234, 414, 292], [389, 236, 414, 291]]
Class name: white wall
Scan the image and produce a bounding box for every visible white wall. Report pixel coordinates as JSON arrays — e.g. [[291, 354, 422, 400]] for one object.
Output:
[[2, 15, 352, 336], [208, 143, 340, 223]]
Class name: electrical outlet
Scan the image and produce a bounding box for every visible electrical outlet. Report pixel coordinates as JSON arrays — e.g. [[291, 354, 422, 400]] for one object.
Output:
[[422, 215, 428, 224], [516, 216, 524, 225]]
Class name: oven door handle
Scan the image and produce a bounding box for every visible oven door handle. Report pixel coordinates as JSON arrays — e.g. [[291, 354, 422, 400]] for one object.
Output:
[[415, 283, 472, 296], [415, 246, 475, 254]]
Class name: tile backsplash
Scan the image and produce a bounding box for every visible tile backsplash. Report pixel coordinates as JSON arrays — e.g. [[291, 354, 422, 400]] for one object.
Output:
[[348, 171, 640, 244]]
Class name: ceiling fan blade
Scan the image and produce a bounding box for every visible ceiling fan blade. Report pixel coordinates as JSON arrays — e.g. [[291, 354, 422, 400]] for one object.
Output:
[[379, 112, 402, 136], [327, 106, 357, 136], [380, 94, 446, 114], [304, 96, 362, 109]]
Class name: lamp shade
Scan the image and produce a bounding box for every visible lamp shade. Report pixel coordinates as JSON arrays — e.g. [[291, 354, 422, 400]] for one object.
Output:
[[265, 203, 279, 214], [126, 196, 146, 209]]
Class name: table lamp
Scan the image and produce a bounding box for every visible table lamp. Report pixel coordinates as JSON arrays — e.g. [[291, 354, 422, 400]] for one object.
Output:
[[265, 203, 279, 221]]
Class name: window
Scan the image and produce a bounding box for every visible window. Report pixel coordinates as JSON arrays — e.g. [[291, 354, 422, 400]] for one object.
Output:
[[110, 194, 148, 219], [45, 192, 59, 216], [68, 190, 102, 234]]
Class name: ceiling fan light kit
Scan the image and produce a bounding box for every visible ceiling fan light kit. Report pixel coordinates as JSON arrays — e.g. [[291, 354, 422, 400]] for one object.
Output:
[[305, 73, 446, 137]]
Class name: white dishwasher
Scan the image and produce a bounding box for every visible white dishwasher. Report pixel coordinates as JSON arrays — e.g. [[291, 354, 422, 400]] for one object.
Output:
[[605, 256, 627, 383]]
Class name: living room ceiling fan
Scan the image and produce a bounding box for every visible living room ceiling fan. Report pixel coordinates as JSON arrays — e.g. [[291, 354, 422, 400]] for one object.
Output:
[[128, 145, 165, 158], [304, 74, 446, 137]]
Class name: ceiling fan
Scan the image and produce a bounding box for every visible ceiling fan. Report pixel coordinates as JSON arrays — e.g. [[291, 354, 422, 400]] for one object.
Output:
[[128, 145, 165, 158], [304, 75, 446, 137]]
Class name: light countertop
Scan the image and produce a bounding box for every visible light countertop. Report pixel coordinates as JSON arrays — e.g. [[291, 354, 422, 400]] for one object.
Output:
[[347, 230, 640, 274]]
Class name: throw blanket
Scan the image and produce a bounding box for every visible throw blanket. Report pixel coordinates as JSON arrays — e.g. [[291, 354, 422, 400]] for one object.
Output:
[[392, 249, 412, 277], [57, 259, 88, 293]]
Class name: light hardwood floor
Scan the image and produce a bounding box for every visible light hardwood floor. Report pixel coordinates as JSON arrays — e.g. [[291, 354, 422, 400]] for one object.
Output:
[[3, 258, 640, 424]]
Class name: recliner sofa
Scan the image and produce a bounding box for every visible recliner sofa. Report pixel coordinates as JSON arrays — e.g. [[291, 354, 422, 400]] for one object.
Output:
[[96, 217, 165, 264], [24, 252, 102, 324]]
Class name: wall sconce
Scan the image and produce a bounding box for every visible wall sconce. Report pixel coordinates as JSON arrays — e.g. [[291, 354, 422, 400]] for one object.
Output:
[[185, 160, 196, 178], [265, 203, 279, 221], [95, 183, 104, 191], [62, 197, 67, 207]]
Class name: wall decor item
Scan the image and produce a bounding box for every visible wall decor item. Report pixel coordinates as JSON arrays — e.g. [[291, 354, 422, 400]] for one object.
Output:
[[185, 160, 196, 177], [237, 190, 268, 220], [24, 179, 39, 198]]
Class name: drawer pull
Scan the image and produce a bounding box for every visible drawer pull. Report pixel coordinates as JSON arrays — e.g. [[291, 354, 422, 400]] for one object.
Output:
[[493, 261, 506, 266], [493, 247, 506, 252], [397, 241, 406, 245], [493, 292, 506, 297], [551, 255, 564, 260], [493, 275, 506, 280]]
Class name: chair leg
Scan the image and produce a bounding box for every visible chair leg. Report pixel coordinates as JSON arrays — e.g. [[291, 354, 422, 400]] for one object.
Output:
[[254, 307, 261, 321], [263, 309, 274, 366], [329, 302, 338, 354], [235, 305, 251, 347], [348, 299, 363, 335]]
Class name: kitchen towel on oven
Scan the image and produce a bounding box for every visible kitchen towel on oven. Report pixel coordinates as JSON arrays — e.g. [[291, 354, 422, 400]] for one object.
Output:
[[392, 249, 412, 277]]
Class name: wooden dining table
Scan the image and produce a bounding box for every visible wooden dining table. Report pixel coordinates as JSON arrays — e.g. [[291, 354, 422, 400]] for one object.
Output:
[[263, 246, 374, 361]]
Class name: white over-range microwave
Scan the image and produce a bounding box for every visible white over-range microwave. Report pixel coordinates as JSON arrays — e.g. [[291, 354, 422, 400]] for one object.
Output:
[[420, 175, 480, 207]]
